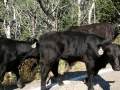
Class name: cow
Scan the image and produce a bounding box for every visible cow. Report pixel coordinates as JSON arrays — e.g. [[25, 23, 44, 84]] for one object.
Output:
[[84, 44, 120, 83], [67, 22, 119, 42], [39, 31, 113, 90], [65, 22, 119, 70], [95, 44, 120, 72], [0, 37, 39, 90]]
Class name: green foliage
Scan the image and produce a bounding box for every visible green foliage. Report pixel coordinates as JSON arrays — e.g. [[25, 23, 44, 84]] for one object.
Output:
[[1, 0, 119, 38], [0, 1, 5, 33], [19, 65, 40, 81], [3, 73, 16, 86], [96, 0, 119, 23], [58, 0, 78, 31]]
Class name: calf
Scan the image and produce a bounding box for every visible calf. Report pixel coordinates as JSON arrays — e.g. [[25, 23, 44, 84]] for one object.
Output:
[[66, 22, 119, 70], [0, 37, 39, 90], [39, 31, 112, 90]]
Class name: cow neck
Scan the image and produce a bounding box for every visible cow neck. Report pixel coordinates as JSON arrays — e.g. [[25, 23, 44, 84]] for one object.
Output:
[[19, 47, 35, 67]]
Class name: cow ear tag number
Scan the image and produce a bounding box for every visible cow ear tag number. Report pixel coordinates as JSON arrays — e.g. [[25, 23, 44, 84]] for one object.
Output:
[[31, 42, 36, 48], [98, 47, 104, 55]]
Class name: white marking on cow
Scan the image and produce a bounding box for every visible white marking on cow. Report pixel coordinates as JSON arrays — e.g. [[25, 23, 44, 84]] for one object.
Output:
[[31, 68, 113, 90]]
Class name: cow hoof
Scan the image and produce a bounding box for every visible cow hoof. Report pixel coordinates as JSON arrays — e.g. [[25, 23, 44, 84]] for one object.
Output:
[[88, 87, 94, 90], [17, 79, 23, 89], [17, 83, 23, 89], [88, 88, 94, 90], [59, 82, 64, 86], [84, 78, 88, 84]]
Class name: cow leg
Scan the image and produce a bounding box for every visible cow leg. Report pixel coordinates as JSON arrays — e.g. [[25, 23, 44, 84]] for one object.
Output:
[[86, 63, 94, 90], [12, 68, 23, 89], [86, 69, 94, 90], [51, 61, 64, 86], [84, 67, 99, 84], [0, 67, 6, 90], [41, 64, 51, 90], [0, 75, 5, 90]]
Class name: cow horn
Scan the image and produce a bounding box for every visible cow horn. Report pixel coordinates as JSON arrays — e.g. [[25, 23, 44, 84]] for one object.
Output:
[[31, 42, 36, 48]]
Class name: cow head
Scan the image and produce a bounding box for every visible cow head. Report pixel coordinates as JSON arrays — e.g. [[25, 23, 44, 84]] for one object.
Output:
[[23, 38, 40, 60], [107, 54, 120, 71], [112, 56, 120, 71], [105, 44, 120, 71]]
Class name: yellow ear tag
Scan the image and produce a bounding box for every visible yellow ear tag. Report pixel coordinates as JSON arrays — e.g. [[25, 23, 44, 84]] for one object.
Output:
[[98, 47, 104, 55], [31, 42, 36, 48]]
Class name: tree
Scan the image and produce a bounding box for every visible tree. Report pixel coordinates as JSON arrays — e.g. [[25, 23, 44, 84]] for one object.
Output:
[[0, 0, 120, 40], [96, 0, 120, 23], [88, 0, 95, 24]]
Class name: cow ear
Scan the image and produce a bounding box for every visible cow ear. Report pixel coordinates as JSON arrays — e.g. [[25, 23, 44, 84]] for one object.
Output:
[[98, 46, 104, 55], [31, 42, 36, 48], [33, 39, 38, 43]]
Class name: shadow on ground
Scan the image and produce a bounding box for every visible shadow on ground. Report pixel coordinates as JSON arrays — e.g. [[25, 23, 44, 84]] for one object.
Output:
[[5, 81, 32, 90], [48, 71, 115, 90]]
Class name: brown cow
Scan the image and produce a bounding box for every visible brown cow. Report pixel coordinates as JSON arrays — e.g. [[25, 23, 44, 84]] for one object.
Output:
[[67, 22, 119, 42]]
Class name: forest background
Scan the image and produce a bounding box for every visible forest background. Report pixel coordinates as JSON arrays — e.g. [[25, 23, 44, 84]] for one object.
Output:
[[0, 0, 120, 85]]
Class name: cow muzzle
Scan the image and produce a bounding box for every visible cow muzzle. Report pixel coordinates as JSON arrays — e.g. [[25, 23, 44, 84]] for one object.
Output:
[[112, 56, 120, 71], [113, 66, 120, 71]]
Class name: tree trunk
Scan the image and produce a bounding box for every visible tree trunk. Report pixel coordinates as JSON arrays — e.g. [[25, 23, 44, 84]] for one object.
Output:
[[77, 0, 82, 25], [4, 0, 12, 38], [88, 0, 95, 24]]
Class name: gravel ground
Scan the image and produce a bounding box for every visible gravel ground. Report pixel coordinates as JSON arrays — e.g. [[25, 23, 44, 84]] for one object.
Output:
[[49, 70, 120, 90]]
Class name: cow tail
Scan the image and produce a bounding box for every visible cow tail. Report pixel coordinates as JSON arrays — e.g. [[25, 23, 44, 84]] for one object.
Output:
[[39, 40, 45, 74], [42, 66, 45, 74], [39, 59, 45, 74]]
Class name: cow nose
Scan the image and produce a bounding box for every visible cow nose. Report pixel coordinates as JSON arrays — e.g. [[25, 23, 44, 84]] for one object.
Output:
[[114, 66, 120, 71]]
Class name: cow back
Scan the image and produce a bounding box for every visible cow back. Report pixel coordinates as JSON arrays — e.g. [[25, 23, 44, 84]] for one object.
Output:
[[39, 31, 111, 61], [67, 22, 118, 42]]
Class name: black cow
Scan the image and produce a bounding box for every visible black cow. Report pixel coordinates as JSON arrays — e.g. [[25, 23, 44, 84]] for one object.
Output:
[[66, 22, 119, 69], [39, 31, 112, 90], [0, 37, 39, 90], [67, 22, 119, 42], [95, 44, 120, 72], [85, 44, 120, 83]]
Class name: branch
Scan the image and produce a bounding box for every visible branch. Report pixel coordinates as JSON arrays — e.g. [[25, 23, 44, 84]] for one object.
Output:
[[36, 0, 50, 17], [109, 0, 120, 15], [36, 0, 59, 21]]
